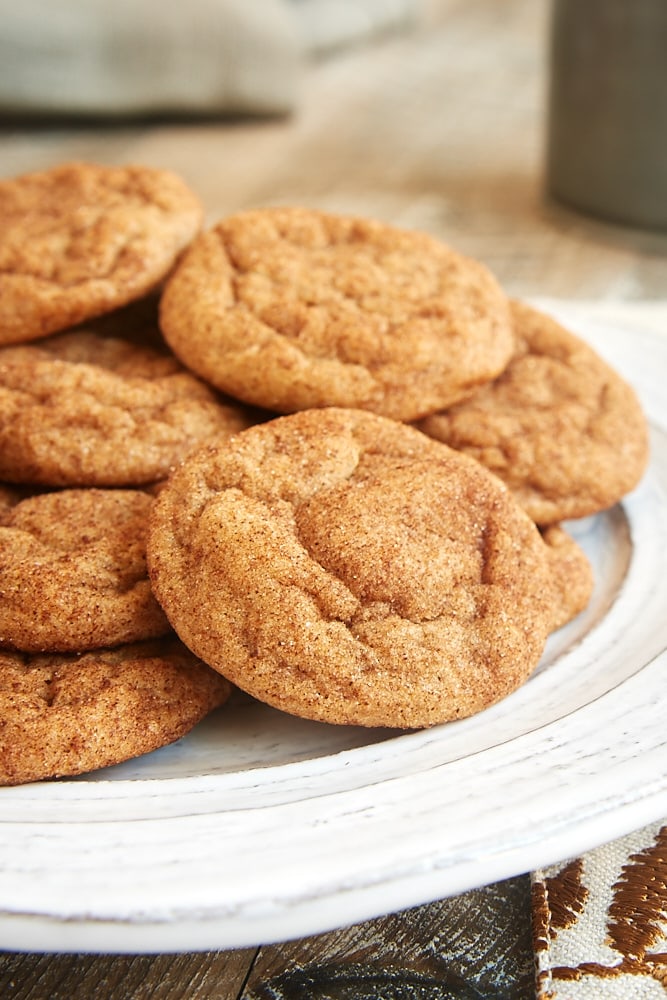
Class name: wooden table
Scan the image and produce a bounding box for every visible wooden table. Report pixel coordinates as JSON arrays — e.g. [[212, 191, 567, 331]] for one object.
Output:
[[1, 1, 666, 996]]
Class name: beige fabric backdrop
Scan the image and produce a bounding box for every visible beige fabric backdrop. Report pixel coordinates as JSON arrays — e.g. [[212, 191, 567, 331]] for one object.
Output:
[[0, 0, 418, 117]]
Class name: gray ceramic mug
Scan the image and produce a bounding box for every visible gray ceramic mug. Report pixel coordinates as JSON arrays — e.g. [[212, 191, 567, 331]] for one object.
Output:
[[546, 0, 667, 230]]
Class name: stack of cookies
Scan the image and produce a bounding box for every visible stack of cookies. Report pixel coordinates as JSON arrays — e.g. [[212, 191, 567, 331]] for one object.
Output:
[[0, 163, 242, 785], [0, 162, 649, 784]]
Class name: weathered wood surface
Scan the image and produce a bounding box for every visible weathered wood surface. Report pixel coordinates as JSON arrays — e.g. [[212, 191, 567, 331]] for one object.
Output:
[[0, 878, 533, 999], [1, 0, 666, 996]]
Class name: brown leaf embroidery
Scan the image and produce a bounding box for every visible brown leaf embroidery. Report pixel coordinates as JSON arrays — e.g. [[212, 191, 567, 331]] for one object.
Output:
[[531, 878, 551, 956], [533, 859, 590, 997], [544, 825, 667, 989], [538, 859, 589, 941], [606, 825, 667, 961]]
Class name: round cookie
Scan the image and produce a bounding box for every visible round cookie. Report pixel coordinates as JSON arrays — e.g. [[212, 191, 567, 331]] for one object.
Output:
[[417, 301, 649, 525], [540, 524, 594, 631], [147, 408, 572, 730], [0, 636, 232, 785], [0, 305, 257, 486], [0, 488, 170, 652], [0, 161, 203, 345], [159, 206, 515, 421]]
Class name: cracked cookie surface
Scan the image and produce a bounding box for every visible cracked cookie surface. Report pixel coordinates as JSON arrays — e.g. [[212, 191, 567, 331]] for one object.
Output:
[[0, 303, 256, 486], [418, 301, 649, 524], [159, 206, 514, 421], [0, 636, 231, 785], [147, 408, 572, 729], [0, 488, 170, 652], [0, 161, 203, 345]]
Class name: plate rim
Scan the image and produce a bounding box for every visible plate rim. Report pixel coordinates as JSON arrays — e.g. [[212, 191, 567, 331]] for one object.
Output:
[[1, 305, 666, 953]]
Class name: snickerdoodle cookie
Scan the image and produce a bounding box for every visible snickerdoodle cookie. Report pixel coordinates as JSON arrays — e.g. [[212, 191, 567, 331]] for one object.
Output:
[[540, 524, 594, 631], [0, 304, 256, 486], [0, 483, 23, 513], [418, 301, 649, 525], [0, 161, 203, 345], [0, 488, 170, 652], [0, 636, 231, 785], [159, 206, 515, 421], [147, 408, 584, 729]]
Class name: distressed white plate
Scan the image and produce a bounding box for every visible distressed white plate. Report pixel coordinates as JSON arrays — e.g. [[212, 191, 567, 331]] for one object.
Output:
[[1, 308, 666, 954]]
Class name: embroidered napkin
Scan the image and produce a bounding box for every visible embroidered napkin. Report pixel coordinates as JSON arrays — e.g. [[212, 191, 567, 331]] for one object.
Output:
[[530, 300, 667, 1000], [532, 821, 667, 999]]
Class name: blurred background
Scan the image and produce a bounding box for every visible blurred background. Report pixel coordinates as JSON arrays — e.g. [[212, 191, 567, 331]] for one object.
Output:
[[2, 0, 667, 304]]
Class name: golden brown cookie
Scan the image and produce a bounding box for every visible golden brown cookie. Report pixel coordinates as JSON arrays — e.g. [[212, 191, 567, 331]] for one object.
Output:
[[0, 306, 257, 486], [159, 206, 514, 421], [0, 483, 23, 514], [0, 488, 170, 652], [417, 301, 649, 524], [147, 408, 574, 730], [0, 636, 232, 785], [0, 161, 203, 346], [540, 525, 594, 631]]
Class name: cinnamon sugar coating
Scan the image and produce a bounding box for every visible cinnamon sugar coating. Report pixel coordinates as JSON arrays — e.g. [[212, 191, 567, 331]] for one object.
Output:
[[0, 488, 170, 652], [418, 301, 649, 524], [0, 483, 23, 513], [0, 304, 256, 486], [147, 408, 573, 729], [0, 161, 203, 345], [540, 525, 594, 630], [0, 637, 231, 785], [159, 207, 514, 421]]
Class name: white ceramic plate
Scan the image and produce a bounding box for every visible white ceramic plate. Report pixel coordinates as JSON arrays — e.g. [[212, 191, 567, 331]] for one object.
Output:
[[1, 308, 666, 954]]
